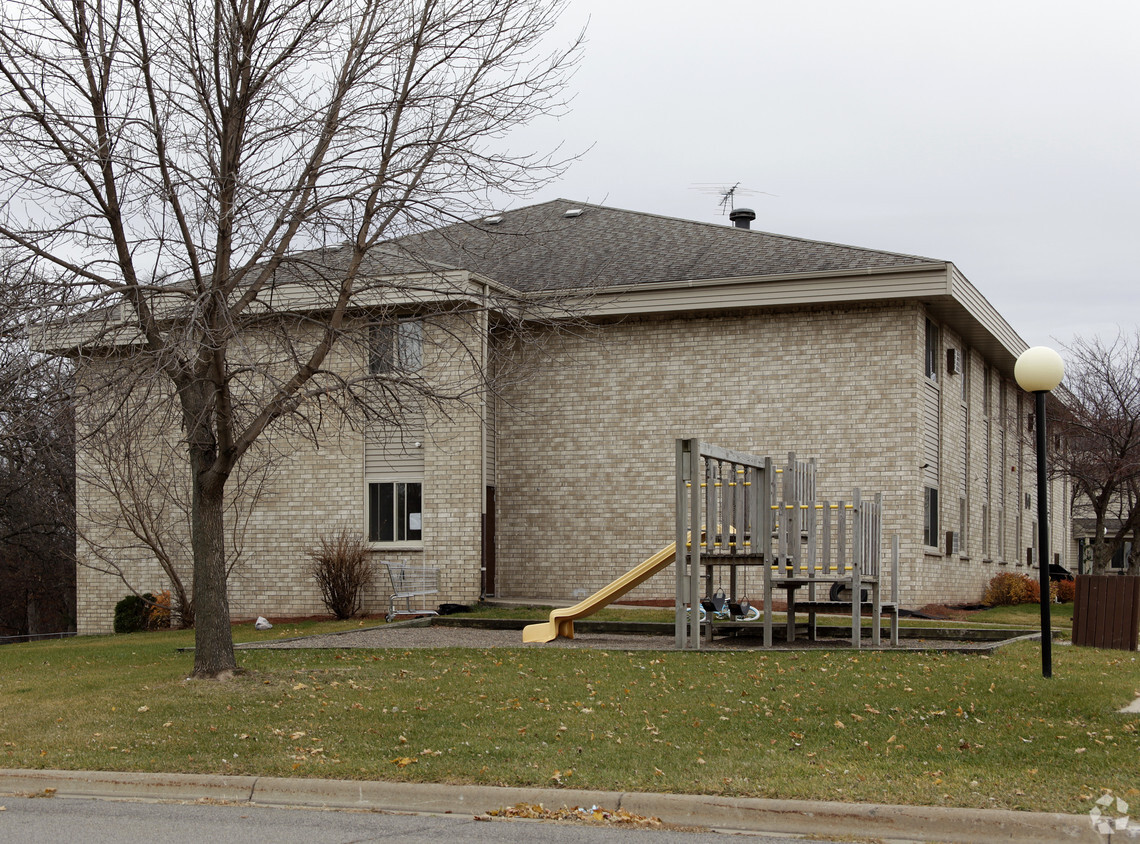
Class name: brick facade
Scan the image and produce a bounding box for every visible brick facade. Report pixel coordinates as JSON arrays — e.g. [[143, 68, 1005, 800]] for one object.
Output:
[[73, 297, 1072, 633], [69, 199, 1073, 631], [75, 314, 487, 633], [491, 302, 1071, 608]]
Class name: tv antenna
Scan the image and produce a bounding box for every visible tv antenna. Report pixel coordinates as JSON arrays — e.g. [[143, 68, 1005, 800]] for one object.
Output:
[[691, 182, 775, 215]]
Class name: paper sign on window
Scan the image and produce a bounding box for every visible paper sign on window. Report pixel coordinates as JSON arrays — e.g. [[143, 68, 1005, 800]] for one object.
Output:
[[409, 513, 422, 531]]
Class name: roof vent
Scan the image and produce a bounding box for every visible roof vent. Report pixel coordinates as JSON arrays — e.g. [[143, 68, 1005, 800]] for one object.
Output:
[[483, 214, 503, 225], [729, 207, 756, 229], [563, 208, 584, 218]]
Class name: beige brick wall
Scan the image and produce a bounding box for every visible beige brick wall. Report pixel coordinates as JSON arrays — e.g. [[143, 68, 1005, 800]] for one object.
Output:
[[491, 303, 1069, 608], [74, 313, 488, 633], [493, 303, 925, 602], [74, 298, 1072, 632]]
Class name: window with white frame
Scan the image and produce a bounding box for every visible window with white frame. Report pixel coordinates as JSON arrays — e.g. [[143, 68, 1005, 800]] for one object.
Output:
[[370, 319, 423, 374], [368, 481, 422, 542], [365, 427, 424, 545]]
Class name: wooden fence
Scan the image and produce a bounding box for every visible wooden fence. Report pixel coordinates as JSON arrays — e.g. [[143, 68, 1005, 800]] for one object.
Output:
[[1071, 575, 1140, 651]]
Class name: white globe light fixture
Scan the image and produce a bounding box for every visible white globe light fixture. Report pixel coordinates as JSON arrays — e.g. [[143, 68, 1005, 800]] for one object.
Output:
[[1015, 346, 1065, 393], [1014, 345, 1064, 679]]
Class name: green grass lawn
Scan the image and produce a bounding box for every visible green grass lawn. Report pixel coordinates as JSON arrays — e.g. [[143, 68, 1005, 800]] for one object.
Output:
[[965, 602, 1075, 627], [1, 620, 1136, 816]]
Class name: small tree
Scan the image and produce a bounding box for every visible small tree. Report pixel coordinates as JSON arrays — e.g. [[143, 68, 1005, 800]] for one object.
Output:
[[308, 529, 373, 620], [1056, 330, 1140, 575]]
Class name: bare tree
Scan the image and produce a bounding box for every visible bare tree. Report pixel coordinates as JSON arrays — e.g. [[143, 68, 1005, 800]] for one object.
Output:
[[75, 374, 282, 629], [1056, 329, 1140, 575], [0, 266, 76, 639], [0, 0, 581, 676]]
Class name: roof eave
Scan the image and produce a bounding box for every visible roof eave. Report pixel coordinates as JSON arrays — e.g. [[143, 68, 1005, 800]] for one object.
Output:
[[524, 260, 1032, 375]]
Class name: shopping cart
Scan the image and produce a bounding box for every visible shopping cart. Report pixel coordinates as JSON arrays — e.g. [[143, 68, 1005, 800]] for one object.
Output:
[[381, 561, 440, 622]]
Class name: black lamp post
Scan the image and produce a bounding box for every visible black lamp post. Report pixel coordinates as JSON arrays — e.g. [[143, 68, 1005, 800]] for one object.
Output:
[[1014, 346, 1065, 679]]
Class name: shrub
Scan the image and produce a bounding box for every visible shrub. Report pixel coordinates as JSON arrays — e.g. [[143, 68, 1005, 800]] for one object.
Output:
[[147, 590, 172, 630], [113, 593, 154, 633], [308, 529, 374, 619], [1054, 578, 1076, 603], [983, 572, 1039, 606]]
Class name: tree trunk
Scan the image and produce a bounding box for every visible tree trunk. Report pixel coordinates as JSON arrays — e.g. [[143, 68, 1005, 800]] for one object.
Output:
[[1089, 511, 1114, 575], [189, 456, 237, 678], [1090, 540, 1114, 575]]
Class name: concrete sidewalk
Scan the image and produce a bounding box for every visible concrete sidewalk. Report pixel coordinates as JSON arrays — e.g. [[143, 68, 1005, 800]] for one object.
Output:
[[0, 768, 1101, 842]]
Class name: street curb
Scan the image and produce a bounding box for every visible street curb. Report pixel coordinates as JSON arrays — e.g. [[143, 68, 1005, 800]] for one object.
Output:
[[0, 768, 1101, 842]]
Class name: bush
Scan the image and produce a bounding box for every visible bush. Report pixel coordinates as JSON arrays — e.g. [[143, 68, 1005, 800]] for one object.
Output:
[[147, 590, 172, 629], [114, 591, 174, 633], [113, 593, 154, 633], [1054, 578, 1076, 603], [983, 572, 1040, 606], [308, 529, 374, 619]]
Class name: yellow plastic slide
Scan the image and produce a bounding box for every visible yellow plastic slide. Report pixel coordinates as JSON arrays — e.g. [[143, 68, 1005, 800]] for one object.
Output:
[[521, 542, 676, 643]]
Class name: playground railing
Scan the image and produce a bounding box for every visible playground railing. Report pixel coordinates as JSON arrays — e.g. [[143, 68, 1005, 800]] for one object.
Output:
[[676, 439, 893, 650]]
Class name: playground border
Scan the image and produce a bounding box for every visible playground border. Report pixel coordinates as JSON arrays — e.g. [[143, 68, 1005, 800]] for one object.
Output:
[[222, 615, 1052, 654]]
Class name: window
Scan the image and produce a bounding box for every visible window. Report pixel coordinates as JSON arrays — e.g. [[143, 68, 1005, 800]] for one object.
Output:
[[923, 486, 939, 548], [960, 350, 969, 402], [1111, 542, 1133, 569], [924, 318, 938, 381], [370, 319, 422, 374], [368, 481, 422, 542], [959, 497, 968, 556], [982, 504, 990, 556]]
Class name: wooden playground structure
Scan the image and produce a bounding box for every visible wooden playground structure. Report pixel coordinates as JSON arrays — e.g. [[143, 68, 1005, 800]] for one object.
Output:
[[521, 439, 899, 648], [674, 438, 899, 649]]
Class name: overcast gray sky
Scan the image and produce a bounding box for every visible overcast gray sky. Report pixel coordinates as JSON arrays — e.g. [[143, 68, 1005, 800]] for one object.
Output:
[[513, 0, 1139, 352]]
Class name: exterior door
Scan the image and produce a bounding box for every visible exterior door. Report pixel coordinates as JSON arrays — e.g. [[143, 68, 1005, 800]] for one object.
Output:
[[482, 486, 496, 597]]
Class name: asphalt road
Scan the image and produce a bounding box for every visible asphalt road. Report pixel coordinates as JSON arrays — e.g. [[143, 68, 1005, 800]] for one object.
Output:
[[0, 796, 831, 843]]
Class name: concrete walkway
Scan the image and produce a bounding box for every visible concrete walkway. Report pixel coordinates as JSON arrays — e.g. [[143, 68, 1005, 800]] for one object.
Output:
[[0, 768, 1102, 843]]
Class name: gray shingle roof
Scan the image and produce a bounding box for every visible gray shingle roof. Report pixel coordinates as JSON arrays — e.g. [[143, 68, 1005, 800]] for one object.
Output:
[[386, 199, 942, 292]]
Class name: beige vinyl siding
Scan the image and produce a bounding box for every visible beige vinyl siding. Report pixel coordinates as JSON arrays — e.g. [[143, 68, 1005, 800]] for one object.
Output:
[[484, 393, 497, 486], [365, 425, 425, 478], [923, 381, 940, 488], [960, 408, 969, 497]]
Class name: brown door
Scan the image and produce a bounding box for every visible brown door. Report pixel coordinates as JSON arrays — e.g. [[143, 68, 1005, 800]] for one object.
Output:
[[482, 486, 496, 597]]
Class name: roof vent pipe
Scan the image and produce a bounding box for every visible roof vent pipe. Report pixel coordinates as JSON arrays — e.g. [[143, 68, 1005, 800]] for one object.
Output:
[[729, 207, 756, 229]]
